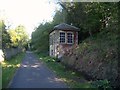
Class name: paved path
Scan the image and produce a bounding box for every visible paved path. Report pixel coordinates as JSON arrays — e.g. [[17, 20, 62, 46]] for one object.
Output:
[[9, 51, 68, 88]]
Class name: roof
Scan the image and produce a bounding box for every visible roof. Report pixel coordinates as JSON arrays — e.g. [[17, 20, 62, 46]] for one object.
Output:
[[53, 23, 80, 31]]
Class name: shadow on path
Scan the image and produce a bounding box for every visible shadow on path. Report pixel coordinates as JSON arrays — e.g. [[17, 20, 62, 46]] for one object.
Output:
[[9, 51, 68, 88]]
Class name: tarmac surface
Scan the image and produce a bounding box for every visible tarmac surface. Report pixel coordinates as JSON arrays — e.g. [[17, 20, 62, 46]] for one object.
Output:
[[8, 51, 68, 88]]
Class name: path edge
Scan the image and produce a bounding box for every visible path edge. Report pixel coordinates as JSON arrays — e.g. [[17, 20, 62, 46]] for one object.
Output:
[[7, 53, 25, 88]]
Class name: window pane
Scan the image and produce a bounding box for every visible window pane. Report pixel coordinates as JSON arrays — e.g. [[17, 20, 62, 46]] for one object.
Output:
[[67, 33, 73, 44], [60, 32, 65, 43]]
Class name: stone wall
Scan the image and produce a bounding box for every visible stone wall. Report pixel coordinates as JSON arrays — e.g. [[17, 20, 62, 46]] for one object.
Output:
[[4, 47, 23, 59]]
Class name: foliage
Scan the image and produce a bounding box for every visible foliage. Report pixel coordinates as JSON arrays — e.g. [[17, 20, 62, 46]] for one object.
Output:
[[2, 52, 25, 88], [59, 2, 118, 39], [31, 22, 54, 53], [0, 20, 11, 49], [0, 20, 29, 50], [8, 25, 29, 48], [31, 2, 118, 53], [62, 28, 118, 87], [84, 2, 118, 36], [52, 10, 65, 24], [91, 79, 112, 89], [36, 53, 94, 88]]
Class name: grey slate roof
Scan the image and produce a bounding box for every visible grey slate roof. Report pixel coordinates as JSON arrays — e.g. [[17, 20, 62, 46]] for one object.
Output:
[[53, 23, 80, 31]]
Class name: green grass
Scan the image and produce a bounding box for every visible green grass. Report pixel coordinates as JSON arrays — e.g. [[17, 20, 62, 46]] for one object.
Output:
[[36, 53, 94, 88], [1, 52, 25, 88]]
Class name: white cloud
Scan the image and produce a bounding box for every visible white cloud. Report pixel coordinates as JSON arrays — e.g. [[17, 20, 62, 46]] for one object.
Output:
[[0, 0, 60, 37]]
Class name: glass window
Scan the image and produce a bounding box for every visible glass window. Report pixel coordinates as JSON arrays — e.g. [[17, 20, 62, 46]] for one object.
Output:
[[51, 50, 53, 55], [67, 33, 73, 44], [60, 32, 65, 43]]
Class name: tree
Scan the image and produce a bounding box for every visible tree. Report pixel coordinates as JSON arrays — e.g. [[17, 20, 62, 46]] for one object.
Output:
[[59, 2, 118, 38], [52, 10, 65, 24], [0, 20, 11, 49], [31, 22, 54, 53], [31, 2, 118, 53], [83, 2, 118, 37], [8, 25, 29, 48]]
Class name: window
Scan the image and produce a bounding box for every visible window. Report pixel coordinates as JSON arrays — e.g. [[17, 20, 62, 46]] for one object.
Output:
[[51, 50, 53, 55], [60, 32, 65, 43], [67, 32, 73, 44], [59, 32, 74, 44]]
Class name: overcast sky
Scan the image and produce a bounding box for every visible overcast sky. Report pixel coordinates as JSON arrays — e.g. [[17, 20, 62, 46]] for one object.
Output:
[[0, 0, 61, 38]]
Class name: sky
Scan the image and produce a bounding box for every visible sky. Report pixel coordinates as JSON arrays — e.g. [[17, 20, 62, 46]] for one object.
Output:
[[0, 0, 61, 38]]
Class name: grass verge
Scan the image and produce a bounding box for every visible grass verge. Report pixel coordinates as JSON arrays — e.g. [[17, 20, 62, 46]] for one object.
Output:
[[36, 53, 94, 88], [1, 52, 25, 88]]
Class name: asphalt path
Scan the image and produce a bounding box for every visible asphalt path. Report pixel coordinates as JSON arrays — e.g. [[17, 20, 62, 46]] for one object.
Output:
[[8, 51, 68, 88]]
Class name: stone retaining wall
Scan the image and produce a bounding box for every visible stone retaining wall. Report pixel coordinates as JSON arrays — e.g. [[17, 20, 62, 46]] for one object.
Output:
[[4, 48, 22, 59]]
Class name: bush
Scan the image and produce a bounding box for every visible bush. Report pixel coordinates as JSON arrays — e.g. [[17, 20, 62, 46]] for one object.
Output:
[[91, 79, 112, 89]]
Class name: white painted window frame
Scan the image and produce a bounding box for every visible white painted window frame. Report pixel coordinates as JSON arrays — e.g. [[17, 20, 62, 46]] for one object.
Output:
[[66, 31, 74, 44], [59, 31, 66, 44], [59, 31, 74, 44]]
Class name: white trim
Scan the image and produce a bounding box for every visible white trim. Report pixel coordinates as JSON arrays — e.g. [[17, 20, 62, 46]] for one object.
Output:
[[59, 31, 66, 44], [59, 31, 74, 44], [50, 30, 55, 35], [66, 32, 74, 44]]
